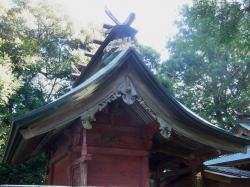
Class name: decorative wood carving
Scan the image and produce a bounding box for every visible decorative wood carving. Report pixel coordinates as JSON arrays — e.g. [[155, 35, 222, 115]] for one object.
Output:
[[104, 37, 136, 54], [80, 76, 137, 127], [20, 75, 170, 143], [75, 76, 170, 140], [137, 97, 172, 139]]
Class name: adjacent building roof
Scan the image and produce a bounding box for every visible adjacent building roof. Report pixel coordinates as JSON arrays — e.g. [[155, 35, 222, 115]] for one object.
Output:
[[239, 115, 250, 130], [204, 146, 250, 166], [204, 114, 250, 167], [204, 166, 250, 179], [3, 25, 250, 165]]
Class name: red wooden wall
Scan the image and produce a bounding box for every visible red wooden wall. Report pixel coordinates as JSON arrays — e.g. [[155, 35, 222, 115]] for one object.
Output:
[[47, 107, 158, 187]]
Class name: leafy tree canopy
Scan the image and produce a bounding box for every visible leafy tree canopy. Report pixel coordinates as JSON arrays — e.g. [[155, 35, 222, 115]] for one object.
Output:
[[137, 44, 160, 71], [159, 0, 250, 129], [2, 0, 249, 184], [0, 0, 162, 183], [0, 0, 95, 184]]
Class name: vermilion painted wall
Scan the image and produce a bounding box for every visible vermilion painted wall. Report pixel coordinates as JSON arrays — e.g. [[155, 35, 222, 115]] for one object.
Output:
[[47, 108, 158, 187]]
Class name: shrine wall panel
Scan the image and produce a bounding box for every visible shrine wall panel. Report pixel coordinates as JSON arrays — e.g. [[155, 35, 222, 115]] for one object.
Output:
[[50, 155, 70, 185], [86, 123, 145, 149], [87, 154, 147, 187]]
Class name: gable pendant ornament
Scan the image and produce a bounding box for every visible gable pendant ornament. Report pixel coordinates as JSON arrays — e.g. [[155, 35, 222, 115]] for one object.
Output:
[[79, 76, 172, 139], [157, 117, 172, 139], [79, 77, 137, 130], [117, 76, 137, 105], [97, 76, 137, 112]]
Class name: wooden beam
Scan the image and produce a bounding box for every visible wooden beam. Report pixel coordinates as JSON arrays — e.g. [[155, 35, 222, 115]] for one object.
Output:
[[68, 145, 82, 153], [202, 170, 232, 184], [103, 24, 113, 29], [78, 64, 87, 71], [155, 148, 190, 159], [31, 132, 55, 156], [158, 159, 184, 170], [162, 167, 193, 178], [92, 39, 103, 45], [84, 53, 94, 58], [78, 63, 87, 68], [123, 13, 135, 26], [72, 73, 80, 77], [71, 64, 81, 74], [104, 29, 112, 35], [104, 7, 121, 25]]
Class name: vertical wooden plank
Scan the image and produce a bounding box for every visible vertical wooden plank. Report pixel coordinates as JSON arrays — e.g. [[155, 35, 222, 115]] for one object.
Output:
[[141, 156, 150, 187], [80, 162, 88, 185]]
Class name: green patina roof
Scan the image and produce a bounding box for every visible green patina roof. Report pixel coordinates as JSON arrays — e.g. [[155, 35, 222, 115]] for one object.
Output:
[[3, 25, 250, 165]]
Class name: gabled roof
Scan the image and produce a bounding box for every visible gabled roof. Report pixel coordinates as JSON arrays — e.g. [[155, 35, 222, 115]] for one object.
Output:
[[73, 25, 137, 86], [204, 146, 250, 166], [3, 25, 250, 165], [240, 122, 250, 131]]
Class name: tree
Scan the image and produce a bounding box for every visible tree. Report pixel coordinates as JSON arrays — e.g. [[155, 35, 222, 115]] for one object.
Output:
[[137, 44, 161, 71], [0, 55, 20, 107], [159, 0, 250, 129], [0, 0, 93, 183]]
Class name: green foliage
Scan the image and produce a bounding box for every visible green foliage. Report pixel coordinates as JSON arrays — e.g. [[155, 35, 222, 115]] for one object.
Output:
[[136, 44, 174, 93], [0, 0, 92, 184], [0, 54, 20, 106], [2, 0, 249, 184], [0, 154, 47, 184], [137, 44, 161, 71], [160, 0, 250, 129]]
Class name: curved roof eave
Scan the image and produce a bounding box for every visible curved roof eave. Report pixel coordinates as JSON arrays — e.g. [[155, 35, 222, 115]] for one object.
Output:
[[126, 50, 250, 151], [4, 48, 131, 163], [4, 47, 250, 163]]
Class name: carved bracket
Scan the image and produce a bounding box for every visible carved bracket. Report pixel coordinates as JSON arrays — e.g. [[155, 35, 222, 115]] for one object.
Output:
[[80, 116, 93, 130], [137, 97, 172, 139], [80, 77, 137, 130], [78, 76, 172, 139], [157, 117, 172, 139], [117, 76, 137, 105]]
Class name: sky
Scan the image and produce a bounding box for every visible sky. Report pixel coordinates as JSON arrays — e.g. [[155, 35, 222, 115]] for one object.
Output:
[[47, 0, 193, 60], [1, 0, 192, 60]]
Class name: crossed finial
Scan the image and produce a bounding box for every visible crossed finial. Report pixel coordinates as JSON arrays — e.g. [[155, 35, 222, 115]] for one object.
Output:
[[104, 6, 135, 26]]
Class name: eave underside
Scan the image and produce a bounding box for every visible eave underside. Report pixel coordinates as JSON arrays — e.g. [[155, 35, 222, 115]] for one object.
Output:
[[5, 99, 234, 165]]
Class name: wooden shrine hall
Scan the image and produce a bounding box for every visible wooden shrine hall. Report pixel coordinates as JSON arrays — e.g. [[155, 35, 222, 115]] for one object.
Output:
[[3, 12, 250, 187]]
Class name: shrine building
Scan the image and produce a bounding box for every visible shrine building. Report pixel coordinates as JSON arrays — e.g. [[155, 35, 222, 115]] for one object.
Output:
[[3, 13, 250, 187]]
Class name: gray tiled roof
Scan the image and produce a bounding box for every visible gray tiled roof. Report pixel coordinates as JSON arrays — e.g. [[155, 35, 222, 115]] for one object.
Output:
[[204, 146, 250, 165], [205, 166, 250, 178]]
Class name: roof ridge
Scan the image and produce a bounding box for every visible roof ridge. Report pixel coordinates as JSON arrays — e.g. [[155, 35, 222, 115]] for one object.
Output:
[[73, 25, 137, 87]]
